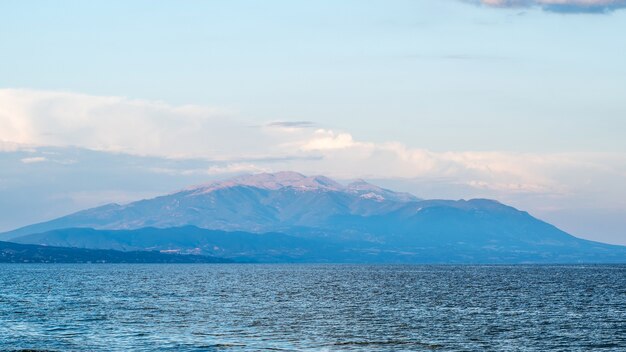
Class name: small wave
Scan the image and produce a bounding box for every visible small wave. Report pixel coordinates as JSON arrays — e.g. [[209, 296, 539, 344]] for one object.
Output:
[[205, 342, 246, 348], [331, 340, 443, 349]]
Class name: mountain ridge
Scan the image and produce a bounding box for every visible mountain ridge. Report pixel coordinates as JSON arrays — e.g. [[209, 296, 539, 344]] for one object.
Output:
[[0, 172, 423, 239], [180, 171, 419, 202], [2, 172, 625, 263]]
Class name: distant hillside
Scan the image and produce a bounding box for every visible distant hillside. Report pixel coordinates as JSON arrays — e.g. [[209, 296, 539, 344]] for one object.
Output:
[[10, 227, 349, 263], [2, 172, 625, 263], [0, 240, 231, 263], [0, 172, 420, 239]]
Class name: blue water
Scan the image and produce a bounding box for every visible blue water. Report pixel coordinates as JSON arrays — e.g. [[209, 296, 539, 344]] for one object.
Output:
[[0, 264, 624, 351]]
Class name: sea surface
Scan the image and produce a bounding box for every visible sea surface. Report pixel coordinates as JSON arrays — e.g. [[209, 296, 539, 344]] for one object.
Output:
[[0, 264, 624, 352]]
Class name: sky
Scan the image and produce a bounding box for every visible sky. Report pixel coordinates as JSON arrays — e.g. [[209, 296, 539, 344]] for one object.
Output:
[[1, 0, 625, 244]]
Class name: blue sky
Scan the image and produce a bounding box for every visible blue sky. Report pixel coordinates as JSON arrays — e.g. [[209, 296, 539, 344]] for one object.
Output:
[[1, 0, 625, 244]]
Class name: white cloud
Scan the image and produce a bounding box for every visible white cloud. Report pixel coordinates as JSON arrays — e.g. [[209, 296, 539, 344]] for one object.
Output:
[[150, 163, 270, 176], [0, 140, 31, 152], [299, 129, 357, 151], [20, 156, 47, 164], [1, 88, 624, 204], [0, 89, 246, 159], [204, 163, 271, 175]]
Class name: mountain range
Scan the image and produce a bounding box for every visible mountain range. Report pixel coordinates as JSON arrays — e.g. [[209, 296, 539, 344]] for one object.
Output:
[[2, 171, 625, 263]]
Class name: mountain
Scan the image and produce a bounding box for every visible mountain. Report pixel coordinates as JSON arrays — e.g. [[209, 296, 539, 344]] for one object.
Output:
[[0, 171, 420, 239], [2, 171, 625, 263], [0, 240, 231, 263]]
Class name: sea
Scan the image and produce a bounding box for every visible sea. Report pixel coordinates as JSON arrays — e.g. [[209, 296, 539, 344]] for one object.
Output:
[[0, 264, 624, 351]]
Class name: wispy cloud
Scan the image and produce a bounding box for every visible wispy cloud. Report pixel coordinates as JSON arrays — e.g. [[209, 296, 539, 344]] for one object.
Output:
[[20, 156, 47, 164], [472, 0, 626, 13], [266, 121, 315, 128]]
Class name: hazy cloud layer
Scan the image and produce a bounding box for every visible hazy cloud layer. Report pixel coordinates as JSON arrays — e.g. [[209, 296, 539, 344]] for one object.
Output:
[[1, 88, 623, 194], [266, 121, 316, 128], [474, 0, 626, 12], [1, 88, 625, 244]]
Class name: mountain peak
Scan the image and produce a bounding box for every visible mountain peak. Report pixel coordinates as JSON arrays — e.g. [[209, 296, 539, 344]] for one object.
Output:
[[182, 172, 422, 202], [233, 172, 343, 191], [188, 171, 344, 194]]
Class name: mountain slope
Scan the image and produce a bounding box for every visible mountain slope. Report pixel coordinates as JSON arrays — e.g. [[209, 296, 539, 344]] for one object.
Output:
[[0, 171, 420, 239], [2, 171, 625, 263]]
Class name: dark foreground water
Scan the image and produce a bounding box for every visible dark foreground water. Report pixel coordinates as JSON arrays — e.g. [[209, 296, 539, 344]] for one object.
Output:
[[0, 265, 624, 352]]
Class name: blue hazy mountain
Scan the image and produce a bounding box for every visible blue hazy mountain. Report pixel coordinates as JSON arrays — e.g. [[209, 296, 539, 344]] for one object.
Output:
[[2, 172, 625, 263], [0, 172, 420, 239], [0, 240, 231, 263]]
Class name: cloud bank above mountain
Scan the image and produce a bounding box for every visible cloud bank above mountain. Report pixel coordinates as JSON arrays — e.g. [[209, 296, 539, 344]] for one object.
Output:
[[473, 0, 626, 12], [1, 88, 620, 195], [1, 88, 625, 244], [1, 88, 623, 188]]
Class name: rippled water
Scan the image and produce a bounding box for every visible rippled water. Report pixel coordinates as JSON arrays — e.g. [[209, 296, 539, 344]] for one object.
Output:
[[0, 264, 624, 351]]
